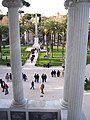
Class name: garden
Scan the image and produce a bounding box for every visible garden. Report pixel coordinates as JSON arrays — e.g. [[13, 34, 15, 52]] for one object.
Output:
[[0, 45, 30, 66]]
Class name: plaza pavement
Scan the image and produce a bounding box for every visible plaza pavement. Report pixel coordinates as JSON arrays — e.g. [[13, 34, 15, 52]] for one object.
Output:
[[0, 51, 90, 119]]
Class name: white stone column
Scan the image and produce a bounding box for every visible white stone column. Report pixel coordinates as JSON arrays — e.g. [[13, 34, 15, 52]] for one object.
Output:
[[67, 2, 90, 120], [2, 0, 27, 107], [61, 5, 75, 108]]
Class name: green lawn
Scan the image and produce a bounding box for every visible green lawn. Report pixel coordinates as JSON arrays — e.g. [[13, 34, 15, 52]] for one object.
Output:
[[87, 51, 90, 64], [1, 45, 31, 66], [36, 45, 65, 67], [1, 45, 90, 67], [84, 81, 90, 90]]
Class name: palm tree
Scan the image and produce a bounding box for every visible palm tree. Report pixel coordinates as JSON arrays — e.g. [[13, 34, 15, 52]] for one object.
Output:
[[19, 0, 30, 44]]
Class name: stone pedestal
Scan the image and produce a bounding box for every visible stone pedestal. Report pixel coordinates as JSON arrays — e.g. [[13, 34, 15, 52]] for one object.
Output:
[[32, 37, 40, 49]]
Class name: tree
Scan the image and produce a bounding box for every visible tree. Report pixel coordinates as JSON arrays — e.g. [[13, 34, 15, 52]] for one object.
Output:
[[0, 13, 5, 59], [39, 16, 67, 59], [0, 25, 9, 59], [23, 13, 32, 20], [21, 0, 30, 7]]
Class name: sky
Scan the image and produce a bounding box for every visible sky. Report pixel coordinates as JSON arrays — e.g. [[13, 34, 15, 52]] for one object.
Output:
[[0, 0, 67, 16]]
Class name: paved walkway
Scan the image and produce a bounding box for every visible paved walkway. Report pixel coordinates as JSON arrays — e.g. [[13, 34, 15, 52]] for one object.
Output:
[[0, 51, 90, 119]]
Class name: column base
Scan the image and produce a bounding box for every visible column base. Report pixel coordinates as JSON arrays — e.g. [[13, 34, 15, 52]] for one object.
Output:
[[60, 110, 87, 120], [60, 99, 68, 109], [81, 111, 87, 120], [10, 98, 28, 108]]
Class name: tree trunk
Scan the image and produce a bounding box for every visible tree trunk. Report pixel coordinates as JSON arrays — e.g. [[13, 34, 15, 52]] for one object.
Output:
[[21, 32, 25, 44], [46, 34, 49, 55], [49, 34, 52, 53], [62, 40, 64, 60], [53, 31, 55, 45], [57, 33, 59, 51]]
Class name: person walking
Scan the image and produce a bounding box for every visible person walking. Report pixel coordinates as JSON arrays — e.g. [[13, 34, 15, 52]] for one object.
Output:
[[34, 73, 37, 82], [4, 83, 9, 95], [44, 74, 47, 82], [51, 70, 54, 77], [23, 73, 27, 81], [57, 70, 60, 77], [0, 79, 5, 92], [40, 83, 45, 94], [5, 73, 9, 82], [30, 81, 35, 90], [41, 74, 44, 82], [36, 74, 39, 83], [9, 73, 12, 81]]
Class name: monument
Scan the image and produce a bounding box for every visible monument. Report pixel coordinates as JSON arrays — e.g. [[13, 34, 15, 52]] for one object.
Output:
[[32, 14, 40, 49]]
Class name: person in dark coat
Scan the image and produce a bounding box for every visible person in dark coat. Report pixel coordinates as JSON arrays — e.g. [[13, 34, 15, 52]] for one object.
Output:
[[9, 73, 12, 81], [30, 81, 35, 89], [47, 63, 50, 68], [30, 56, 34, 63], [51, 70, 54, 77], [41, 74, 44, 82], [36, 74, 39, 83], [57, 70, 60, 77], [0, 79, 5, 92], [34, 73, 37, 82], [44, 74, 47, 82], [23, 73, 27, 81]]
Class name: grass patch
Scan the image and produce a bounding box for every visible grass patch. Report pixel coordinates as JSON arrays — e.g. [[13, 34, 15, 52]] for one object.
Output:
[[0, 45, 31, 66], [36, 45, 65, 67], [84, 82, 90, 90], [87, 51, 90, 64]]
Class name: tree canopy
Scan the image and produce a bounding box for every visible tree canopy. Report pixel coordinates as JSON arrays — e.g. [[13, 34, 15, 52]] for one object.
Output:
[[21, 0, 30, 7]]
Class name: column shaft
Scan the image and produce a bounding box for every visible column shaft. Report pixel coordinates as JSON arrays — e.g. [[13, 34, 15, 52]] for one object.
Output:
[[8, 8, 26, 106], [61, 5, 75, 108], [67, 2, 89, 120]]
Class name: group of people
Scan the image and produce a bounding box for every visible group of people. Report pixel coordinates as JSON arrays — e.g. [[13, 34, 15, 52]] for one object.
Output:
[[30, 80, 45, 95], [34, 73, 39, 83], [5, 73, 12, 82], [30, 73, 47, 95], [30, 49, 36, 63], [51, 70, 61, 77], [34, 73, 47, 83], [0, 79, 9, 95]]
